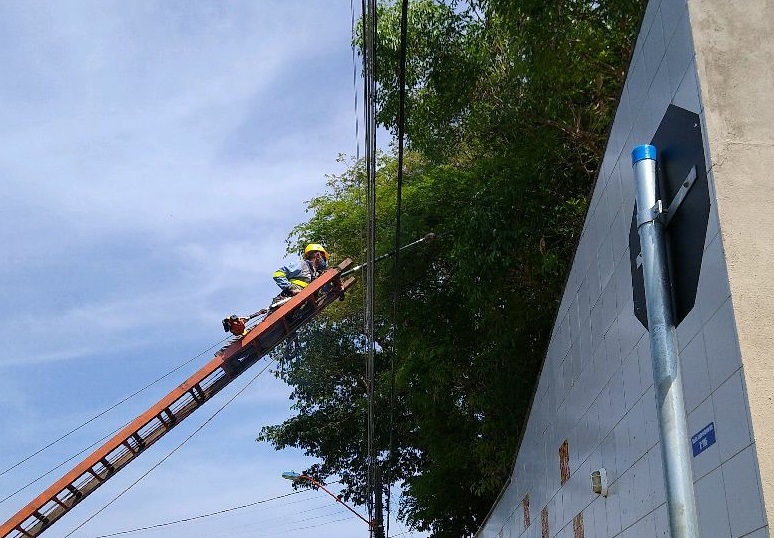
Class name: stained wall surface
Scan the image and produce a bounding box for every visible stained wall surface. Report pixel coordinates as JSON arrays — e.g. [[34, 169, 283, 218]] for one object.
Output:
[[475, 0, 771, 536]]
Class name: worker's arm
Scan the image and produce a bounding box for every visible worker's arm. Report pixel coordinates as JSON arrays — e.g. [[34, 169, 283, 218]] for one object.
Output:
[[272, 260, 305, 291]]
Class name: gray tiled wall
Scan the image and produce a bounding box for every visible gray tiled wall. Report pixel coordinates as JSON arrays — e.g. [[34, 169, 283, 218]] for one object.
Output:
[[475, 0, 768, 536]]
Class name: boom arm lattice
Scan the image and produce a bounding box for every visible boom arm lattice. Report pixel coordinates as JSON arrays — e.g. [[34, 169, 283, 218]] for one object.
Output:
[[0, 260, 354, 538]]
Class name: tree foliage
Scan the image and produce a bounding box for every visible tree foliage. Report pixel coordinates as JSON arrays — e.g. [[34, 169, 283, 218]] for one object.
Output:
[[258, 1, 644, 536]]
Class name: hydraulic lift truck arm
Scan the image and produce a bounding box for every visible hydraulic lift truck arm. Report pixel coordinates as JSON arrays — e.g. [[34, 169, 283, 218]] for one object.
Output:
[[0, 260, 355, 538]]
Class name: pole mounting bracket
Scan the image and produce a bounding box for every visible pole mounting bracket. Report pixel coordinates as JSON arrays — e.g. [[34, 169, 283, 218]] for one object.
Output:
[[662, 166, 697, 227]]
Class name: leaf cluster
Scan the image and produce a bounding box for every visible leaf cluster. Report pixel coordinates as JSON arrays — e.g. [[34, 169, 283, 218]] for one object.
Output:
[[259, 1, 644, 536]]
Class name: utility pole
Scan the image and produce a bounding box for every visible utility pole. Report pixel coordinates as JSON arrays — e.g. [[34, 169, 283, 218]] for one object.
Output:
[[373, 467, 385, 538]]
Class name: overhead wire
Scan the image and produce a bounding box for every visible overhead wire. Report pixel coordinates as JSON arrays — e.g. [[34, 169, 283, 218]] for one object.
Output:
[[0, 335, 234, 480], [84, 479, 350, 538], [360, 0, 379, 535], [351, 0, 361, 162], [87, 490, 307, 538], [62, 358, 277, 538], [386, 2, 409, 536]]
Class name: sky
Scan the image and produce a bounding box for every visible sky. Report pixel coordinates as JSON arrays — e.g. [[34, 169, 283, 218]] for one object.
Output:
[[0, 2, 417, 537]]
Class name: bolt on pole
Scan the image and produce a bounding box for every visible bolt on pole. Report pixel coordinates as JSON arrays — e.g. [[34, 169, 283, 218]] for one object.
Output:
[[632, 144, 700, 538]]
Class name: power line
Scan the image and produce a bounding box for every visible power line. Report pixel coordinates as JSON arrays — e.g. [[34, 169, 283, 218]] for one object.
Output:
[[84, 480, 349, 537], [361, 0, 379, 536], [351, 0, 361, 162], [88, 490, 307, 537], [0, 335, 233, 481], [62, 358, 276, 538], [387, 2, 409, 536]]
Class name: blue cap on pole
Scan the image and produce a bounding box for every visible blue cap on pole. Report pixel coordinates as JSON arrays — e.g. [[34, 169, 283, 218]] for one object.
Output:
[[632, 144, 657, 165]]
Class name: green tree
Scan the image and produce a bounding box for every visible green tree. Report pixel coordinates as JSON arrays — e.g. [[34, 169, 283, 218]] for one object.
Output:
[[259, 1, 644, 535]]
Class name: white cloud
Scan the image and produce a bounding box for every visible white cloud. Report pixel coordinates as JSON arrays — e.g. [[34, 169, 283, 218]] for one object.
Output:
[[0, 3, 399, 537]]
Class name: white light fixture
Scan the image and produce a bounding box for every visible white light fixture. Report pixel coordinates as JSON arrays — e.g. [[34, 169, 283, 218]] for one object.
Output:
[[590, 468, 608, 497]]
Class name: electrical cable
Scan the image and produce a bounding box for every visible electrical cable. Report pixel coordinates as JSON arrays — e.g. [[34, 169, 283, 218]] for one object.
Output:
[[351, 0, 361, 162], [0, 335, 233, 479], [0, 423, 127, 505], [360, 0, 379, 535], [87, 490, 307, 537], [235, 516, 352, 537], [62, 358, 276, 538], [85, 481, 349, 538], [386, 2, 409, 536]]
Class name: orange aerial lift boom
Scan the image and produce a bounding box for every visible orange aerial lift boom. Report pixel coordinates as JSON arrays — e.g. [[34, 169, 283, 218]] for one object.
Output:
[[0, 260, 355, 538]]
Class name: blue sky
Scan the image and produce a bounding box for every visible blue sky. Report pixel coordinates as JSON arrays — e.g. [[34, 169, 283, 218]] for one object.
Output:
[[0, 3, 416, 537]]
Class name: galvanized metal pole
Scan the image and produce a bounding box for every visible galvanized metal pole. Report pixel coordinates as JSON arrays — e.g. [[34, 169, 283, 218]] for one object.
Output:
[[632, 144, 700, 538]]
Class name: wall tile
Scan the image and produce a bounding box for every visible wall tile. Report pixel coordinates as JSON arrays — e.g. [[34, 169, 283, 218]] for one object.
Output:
[[672, 58, 701, 113], [622, 349, 643, 411], [676, 301, 702, 352], [741, 526, 771, 538], [631, 453, 652, 523], [648, 447, 667, 510], [712, 371, 753, 463], [642, 385, 660, 450], [611, 208, 630, 268], [625, 52, 649, 122], [579, 317, 594, 377], [633, 505, 656, 538], [592, 497, 607, 536], [608, 366, 626, 425], [702, 298, 741, 391], [679, 331, 711, 413], [618, 311, 645, 360], [615, 414, 633, 473], [608, 162, 624, 217], [648, 60, 673, 127], [618, 465, 637, 529], [660, 0, 688, 42], [599, 234, 615, 291], [605, 322, 623, 369], [696, 234, 732, 324], [695, 467, 732, 537], [605, 483, 623, 536], [654, 502, 670, 537], [639, 0, 661, 48], [601, 432, 618, 482], [688, 397, 720, 481], [597, 380, 615, 436], [607, 101, 629, 167], [619, 155, 636, 210], [722, 446, 767, 537], [628, 396, 649, 461], [665, 12, 695, 96], [601, 278, 618, 335], [636, 335, 654, 393]]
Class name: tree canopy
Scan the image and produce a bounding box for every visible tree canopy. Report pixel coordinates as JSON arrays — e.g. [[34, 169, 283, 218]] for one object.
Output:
[[257, 1, 644, 536]]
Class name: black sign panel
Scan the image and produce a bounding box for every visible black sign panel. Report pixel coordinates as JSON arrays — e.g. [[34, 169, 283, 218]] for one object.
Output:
[[629, 105, 710, 328]]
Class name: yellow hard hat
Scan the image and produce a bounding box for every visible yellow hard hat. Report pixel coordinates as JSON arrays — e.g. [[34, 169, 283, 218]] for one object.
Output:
[[304, 243, 329, 261]]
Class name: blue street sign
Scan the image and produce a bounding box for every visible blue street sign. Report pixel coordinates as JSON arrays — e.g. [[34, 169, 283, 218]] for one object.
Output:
[[691, 422, 716, 457]]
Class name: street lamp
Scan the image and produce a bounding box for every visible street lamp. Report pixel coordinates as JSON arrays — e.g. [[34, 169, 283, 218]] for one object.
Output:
[[281, 471, 373, 529]]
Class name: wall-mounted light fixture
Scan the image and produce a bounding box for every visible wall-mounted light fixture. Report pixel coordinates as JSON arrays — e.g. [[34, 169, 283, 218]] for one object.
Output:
[[590, 468, 608, 497]]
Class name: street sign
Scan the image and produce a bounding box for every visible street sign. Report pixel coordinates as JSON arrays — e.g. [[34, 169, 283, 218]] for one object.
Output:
[[691, 422, 716, 457], [629, 105, 711, 328]]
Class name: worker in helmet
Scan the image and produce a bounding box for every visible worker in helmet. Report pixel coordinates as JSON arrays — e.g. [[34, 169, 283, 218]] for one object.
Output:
[[272, 243, 330, 299]]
